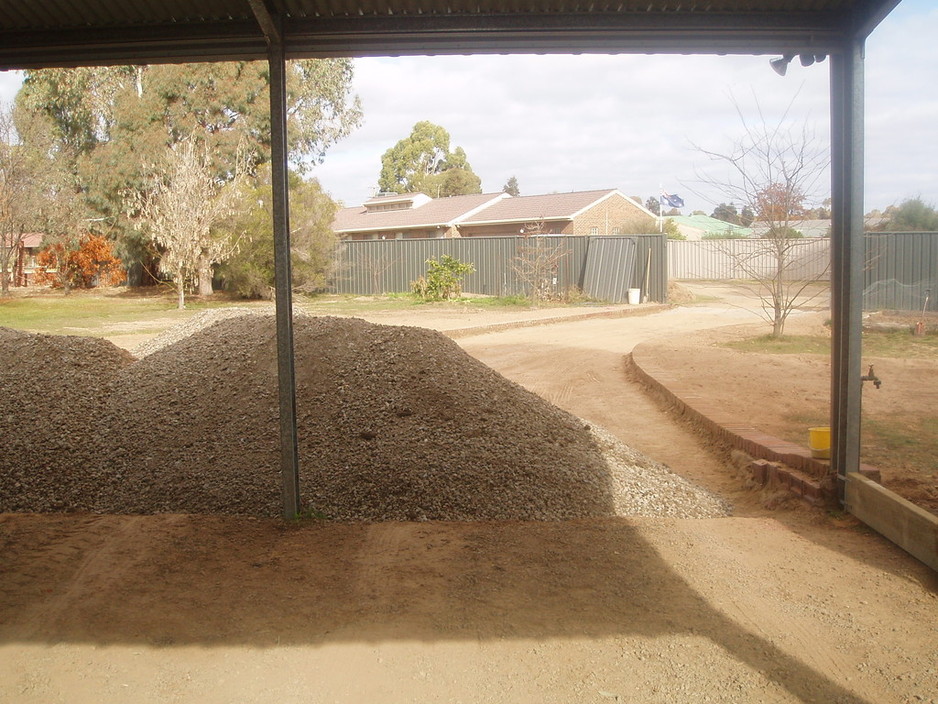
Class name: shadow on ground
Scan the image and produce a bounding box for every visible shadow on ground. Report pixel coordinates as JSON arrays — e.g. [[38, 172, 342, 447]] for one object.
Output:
[[1, 513, 880, 704]]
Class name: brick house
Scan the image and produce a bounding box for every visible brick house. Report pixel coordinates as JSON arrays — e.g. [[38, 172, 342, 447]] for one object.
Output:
[[456, 189, 656, 237], [1, 232, 43, 287], [333, 188, 656, 240], [333, 192, 510, 240]]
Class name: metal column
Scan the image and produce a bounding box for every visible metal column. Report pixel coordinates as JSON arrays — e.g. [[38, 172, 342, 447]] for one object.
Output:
[[268, 27, 301, 519], [829, 40, 866, 504]]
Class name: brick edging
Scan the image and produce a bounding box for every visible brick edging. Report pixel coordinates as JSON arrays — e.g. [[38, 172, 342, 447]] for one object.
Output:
[[627, 341, 882, 505], [444, 303, 670, 339]]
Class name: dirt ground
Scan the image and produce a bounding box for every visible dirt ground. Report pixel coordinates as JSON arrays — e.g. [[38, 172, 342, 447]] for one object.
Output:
[[2, 283, 937, 703]]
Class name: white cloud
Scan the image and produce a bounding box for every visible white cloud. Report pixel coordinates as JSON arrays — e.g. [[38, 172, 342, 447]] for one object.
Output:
[[1, 2, 935, 214], [0, 70, 23, 106], [314, 53, 834, 212]]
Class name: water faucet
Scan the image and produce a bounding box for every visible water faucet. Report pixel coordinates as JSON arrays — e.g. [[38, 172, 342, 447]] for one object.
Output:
[[861, 364, 882, 389]]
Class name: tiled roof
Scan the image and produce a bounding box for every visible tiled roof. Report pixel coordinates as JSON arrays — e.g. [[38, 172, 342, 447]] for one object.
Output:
[[2, 233, 44, 248], [333, 192, 508, 233], [460, 189, 628, 225]]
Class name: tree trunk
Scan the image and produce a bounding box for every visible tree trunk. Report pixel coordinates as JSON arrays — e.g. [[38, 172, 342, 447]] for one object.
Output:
[[197, 256, 212, 296], [177, 283, 185, 310], [197, 262, 214, 297]]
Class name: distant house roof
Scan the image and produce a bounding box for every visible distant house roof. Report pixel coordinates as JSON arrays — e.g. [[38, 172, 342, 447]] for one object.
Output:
[[1, 232, 44, 248], [750, 219, 832, 237], [333, 192, 509, 234], [459, 189, 653, 225], [669, 215, 752, 239]]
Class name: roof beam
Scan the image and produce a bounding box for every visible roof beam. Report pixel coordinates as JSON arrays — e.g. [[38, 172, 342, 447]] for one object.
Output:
[[0, 9, 850, 70], [851, 0, 903, 40], [247, 0, 281, 46]]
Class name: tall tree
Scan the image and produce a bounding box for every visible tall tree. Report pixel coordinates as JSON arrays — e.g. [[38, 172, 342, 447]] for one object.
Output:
[[644, 196, 660, 216], [16, 60, 362, 279], [127, 137, 247, 309], [711, 202, 741, 224], [503, 176, 520, 197], [692, 102, 829, 337], [1, 103, 83, 294], [220, 165, 338, 299], [378, 121, 482, 196], [875, 197, 938, 231]]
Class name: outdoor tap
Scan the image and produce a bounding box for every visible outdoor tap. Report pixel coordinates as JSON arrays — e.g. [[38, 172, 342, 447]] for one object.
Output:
[[861, 364, 882, 389]]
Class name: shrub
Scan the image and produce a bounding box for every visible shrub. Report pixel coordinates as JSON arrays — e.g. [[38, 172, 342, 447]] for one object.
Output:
[[35, 234, 125, 289], [411, 254, 475, 301]]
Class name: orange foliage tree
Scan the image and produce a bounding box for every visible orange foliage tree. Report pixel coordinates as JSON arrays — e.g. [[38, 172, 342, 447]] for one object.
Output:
[[36, 234, 125, 289]]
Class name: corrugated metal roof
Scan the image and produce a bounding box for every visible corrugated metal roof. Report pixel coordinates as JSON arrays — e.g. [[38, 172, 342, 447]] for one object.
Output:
[[0, 0, 901, 69]]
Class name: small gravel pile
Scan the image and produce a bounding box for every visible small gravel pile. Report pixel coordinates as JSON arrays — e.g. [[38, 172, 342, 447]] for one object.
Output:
[[1, 316, 728, 520], [0, 327, 134, 512], [131, 306, 275, 358]]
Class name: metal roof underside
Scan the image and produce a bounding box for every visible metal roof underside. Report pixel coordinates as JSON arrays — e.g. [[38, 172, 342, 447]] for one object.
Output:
[[0, 0, 901, 70]]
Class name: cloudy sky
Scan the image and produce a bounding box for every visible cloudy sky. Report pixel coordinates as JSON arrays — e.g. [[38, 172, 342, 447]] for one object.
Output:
[[1, 0, 934, 215]]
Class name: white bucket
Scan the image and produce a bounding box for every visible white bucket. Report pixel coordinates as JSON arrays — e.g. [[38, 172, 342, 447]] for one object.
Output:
[[627, 288, 641, 305]]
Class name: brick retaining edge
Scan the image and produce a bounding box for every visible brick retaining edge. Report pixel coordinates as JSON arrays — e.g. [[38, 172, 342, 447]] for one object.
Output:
[[628, 342, 882, 507]]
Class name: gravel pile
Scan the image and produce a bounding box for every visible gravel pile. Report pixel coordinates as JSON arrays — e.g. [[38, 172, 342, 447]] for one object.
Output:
[[1, 316, 728, 520], [131, 306, 275, 358]]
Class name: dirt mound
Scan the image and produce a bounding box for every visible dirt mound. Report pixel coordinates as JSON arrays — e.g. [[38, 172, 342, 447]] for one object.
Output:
[[6, 316, 679, 520], [0, 327, 134, 512], [106, 316, 616, 519]]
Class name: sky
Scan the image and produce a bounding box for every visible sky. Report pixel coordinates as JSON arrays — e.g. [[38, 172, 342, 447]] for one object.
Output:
[[0, 0, 935, 215]]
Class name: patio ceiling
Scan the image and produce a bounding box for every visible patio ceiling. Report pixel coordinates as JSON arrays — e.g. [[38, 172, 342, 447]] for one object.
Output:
[[0, 0, 902, 69]]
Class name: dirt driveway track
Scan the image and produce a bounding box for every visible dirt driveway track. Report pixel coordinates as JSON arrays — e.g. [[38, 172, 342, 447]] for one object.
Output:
[[2, 288, 937, 704]]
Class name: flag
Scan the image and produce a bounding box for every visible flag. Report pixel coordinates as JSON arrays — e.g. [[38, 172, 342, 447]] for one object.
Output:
[[660, 192, 685, 209]]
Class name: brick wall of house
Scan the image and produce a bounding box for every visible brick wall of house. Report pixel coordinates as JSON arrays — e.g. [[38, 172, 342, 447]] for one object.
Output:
[[458, 221, 568, 237], [571, 194, 654, 236], [345, 226, 456, 240]]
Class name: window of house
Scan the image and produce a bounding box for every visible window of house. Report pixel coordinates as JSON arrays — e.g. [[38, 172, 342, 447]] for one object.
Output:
[[612, 226, 620, 234], [590, 226, 599, 235]]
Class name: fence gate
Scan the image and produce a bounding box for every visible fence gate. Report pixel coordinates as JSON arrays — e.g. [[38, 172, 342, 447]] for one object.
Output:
[[582, 236, 638, 303]]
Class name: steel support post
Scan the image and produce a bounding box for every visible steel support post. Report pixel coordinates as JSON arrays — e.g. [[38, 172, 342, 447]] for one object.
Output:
[[268, 29, 301, 519], [829, 40, 866, 504]]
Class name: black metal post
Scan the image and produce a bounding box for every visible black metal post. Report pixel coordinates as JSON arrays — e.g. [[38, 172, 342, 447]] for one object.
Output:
[[829, 40, 866, 504], [268, 26, 301, 519]]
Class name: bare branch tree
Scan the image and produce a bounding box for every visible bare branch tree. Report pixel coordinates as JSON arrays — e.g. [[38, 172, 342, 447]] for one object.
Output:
[[691, 98, 830, 336], [511, 221, 571, 306], [127, 137, 247, 309]]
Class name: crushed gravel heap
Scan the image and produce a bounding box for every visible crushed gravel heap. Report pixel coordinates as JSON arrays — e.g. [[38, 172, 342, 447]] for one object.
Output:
[[131, 306, 274, 358], [1, 317, 728, 520]]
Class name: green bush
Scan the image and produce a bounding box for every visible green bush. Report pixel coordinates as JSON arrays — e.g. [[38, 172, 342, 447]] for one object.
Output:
[[411, 254, 475, 301]]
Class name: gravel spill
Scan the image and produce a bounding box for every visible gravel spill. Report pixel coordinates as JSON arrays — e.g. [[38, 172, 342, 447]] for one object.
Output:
[[1, 316, 728, 520]]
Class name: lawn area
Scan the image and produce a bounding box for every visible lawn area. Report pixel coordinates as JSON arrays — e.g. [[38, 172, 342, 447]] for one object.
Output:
[[722, 330, 938, 359], [0, 289, 256, 336], [0, 288, 541, 337], [720, 327, 937, 510]]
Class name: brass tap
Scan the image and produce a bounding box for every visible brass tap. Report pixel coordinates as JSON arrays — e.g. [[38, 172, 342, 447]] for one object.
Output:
[[861, 364, 882, 389]]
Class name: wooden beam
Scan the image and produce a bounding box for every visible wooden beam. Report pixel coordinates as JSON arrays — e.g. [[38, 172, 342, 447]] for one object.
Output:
[[845, 474, 938, 571]]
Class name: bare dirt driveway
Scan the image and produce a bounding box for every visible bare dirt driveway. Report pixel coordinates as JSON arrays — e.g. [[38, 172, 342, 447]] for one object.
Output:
[[2, 286, 937, 704]]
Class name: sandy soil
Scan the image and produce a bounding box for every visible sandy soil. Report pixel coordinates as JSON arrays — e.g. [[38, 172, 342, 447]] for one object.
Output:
[[2, 284, 936, 703]]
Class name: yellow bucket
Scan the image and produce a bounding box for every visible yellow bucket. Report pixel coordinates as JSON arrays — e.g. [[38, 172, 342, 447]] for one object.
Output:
[[809, 426, 831, 459]]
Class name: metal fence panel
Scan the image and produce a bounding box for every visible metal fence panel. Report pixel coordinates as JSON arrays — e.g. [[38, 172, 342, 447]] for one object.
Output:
[[668, 239, 832, 281], [582, 237, 638, 302], [863, 232, 938, 312], [332, 234, 667, 303]]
